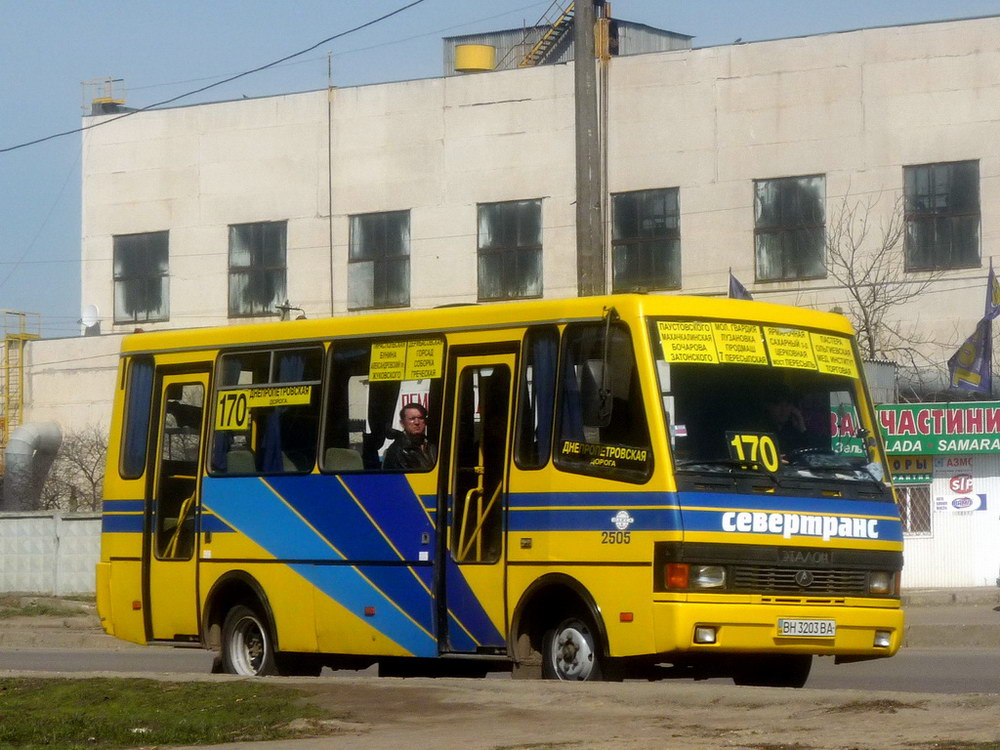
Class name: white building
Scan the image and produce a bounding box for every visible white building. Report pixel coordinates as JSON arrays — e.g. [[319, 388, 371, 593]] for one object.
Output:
[[18, 14, 1000, 586], [72, 15, 998, 358]]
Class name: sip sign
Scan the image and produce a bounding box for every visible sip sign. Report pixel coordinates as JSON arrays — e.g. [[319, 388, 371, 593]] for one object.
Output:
[[935, 456, 987, 513], [949, 474, 974, 494]]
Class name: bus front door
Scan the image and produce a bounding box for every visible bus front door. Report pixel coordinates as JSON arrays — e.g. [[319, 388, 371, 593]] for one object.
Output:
[[145, 372, 209, 642], [442, 352, 515, 653]]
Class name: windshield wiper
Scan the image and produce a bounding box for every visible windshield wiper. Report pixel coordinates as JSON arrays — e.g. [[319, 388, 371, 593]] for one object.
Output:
[[676, 458, 784, 486], [787, 462, 884, 486], [785, 450, 884, 484]]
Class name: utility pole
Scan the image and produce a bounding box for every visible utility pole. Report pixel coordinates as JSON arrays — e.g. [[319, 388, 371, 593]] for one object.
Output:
[[574, 0, 605, 296]]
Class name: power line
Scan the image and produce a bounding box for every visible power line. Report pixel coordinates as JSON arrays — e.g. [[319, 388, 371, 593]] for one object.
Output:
[[126, 1, 547, 94], [0, 0, 428, 155]]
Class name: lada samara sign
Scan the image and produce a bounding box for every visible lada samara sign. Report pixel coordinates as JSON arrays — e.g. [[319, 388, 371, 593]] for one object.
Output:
[[876, 402, 1000, 455]]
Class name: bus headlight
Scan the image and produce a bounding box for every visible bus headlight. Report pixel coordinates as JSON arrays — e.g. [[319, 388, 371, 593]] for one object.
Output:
[[690, 565, 726, 589], [869, 571, 897, 595]]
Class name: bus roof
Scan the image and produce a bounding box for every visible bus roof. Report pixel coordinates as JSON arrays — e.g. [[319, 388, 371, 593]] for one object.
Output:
[[118, 294, 854, 355]]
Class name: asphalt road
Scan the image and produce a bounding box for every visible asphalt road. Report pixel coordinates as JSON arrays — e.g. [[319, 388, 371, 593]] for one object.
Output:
[[2, 644, 998, 694]]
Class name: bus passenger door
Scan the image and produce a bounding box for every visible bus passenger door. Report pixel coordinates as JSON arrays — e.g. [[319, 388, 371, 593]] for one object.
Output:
[[146, 372, 209, 641], [442, 352, 515, 653]]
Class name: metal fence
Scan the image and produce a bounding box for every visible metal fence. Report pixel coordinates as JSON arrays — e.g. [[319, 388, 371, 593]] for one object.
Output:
[[0, 512, 100, 595]]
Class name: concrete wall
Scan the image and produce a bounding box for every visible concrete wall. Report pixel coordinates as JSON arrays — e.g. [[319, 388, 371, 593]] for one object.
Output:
[[82, 93, 330, 329], [0, 513, 100, 595], [25, 334, 122, 432]]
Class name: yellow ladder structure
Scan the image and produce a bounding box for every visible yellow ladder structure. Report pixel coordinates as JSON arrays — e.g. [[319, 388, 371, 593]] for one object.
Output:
[[496, 1, 576, 70], [519, 1, 575, 67], [0, 311, 40, 473]]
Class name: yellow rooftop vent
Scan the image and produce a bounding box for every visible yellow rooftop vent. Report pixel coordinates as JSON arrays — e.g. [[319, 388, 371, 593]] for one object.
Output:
[[454, 44, 496, 73]]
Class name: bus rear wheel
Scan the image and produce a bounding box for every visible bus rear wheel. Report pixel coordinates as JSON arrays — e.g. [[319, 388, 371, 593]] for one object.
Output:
[[221, 604, 278, 676], [542, 616, 604, 681]]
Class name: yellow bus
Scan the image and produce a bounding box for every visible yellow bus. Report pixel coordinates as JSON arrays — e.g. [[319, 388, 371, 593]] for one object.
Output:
[[96, 294, 903, 685]]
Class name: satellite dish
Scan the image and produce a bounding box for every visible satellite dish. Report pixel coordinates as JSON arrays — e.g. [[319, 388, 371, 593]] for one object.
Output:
[[81, 304, 100, 328], [81, 304, 101, 336]]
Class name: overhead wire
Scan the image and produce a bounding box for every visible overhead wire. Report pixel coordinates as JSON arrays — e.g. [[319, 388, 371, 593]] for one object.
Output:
[[0, 0, 428, 154], [126, 1, 548, 94], [4, 0, 991, 341], [1, 0, 550, 334]]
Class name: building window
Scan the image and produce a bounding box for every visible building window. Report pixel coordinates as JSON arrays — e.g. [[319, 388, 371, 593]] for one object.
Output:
[[904, 161, 980, 271], [349, 211, 410, 309], [754, 175, 826, 282], [611, 188, 680, 292], [113, 231, 169, 324], [229, 221, 287, 317], [478, 199, 542, 301], [899, 484, 932, 536]]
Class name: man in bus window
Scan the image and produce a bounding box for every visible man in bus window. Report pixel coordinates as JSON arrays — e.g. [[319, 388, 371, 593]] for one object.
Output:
[[383, 402, 436, 471]]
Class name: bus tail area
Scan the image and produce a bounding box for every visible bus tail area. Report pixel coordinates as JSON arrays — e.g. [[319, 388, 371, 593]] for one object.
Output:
[[96, 294, 902, 686]]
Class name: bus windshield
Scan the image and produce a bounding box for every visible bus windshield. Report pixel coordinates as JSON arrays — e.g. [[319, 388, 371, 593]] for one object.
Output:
[[650, 318, 890, 499]]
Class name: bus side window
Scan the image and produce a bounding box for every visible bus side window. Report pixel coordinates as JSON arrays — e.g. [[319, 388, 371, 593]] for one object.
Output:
[[156, 383, 204, 559], [554, 322, 653, 483], [515, 326, 558, 469], [323, 339, 443, 472], [211, 347, 323, 474], [322, 343, 373, 471], [121, 355, 155, 479]]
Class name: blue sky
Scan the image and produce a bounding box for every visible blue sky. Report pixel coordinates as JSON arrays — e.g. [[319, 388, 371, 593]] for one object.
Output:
[[2, 0, 1000, 338]]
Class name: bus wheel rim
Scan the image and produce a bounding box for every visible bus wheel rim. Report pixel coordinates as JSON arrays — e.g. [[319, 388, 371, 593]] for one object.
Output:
[[232, 615, 267, 675], [553, 622, 595, 680]]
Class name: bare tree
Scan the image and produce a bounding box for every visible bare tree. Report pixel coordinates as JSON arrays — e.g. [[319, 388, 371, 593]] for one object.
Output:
[[825, 191, 944, 397], [39, 425, 107, 512]]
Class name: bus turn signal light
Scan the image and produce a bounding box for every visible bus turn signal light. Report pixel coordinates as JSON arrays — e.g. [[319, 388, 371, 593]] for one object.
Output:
[[666, 563, 689, 589]]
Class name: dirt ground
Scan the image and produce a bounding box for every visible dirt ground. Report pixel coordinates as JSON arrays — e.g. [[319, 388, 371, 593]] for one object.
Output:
[[262, 674, 1000, 750], [5, 597, 1000, 749]]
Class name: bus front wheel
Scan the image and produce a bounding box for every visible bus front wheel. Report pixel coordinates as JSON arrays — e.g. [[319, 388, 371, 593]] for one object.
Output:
[[542, 616, 604, 681], [221, 604, 278, 676]]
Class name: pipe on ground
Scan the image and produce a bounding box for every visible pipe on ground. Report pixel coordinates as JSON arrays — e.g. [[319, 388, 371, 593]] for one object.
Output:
[[3, 422, 62, 511]]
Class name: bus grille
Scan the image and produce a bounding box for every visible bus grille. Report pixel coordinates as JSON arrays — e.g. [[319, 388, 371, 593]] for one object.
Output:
[[730, 565, 868, 595]]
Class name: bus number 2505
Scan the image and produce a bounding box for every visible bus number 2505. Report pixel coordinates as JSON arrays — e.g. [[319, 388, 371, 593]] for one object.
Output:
[[601, 531, 631, 544]]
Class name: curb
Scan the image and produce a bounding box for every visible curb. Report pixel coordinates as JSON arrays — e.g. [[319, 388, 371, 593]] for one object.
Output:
[[902, 587, 1000, 607], [904, 623, 1000, 648]]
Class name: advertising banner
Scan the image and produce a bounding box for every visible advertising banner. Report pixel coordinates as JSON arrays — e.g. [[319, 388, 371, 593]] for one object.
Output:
[[933, 455, 988, 513], [876, 402, 1000, 455]]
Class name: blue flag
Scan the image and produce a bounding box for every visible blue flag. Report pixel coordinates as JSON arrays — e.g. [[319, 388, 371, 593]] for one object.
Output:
[[986, 260, 1000, 320], [949, 263, 998, 392], [949, 318, 992, 393], [728, 270, 753, 301]]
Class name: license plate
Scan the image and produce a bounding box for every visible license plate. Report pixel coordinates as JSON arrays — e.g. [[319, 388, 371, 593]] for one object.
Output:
[[777, 618, 836, 637]]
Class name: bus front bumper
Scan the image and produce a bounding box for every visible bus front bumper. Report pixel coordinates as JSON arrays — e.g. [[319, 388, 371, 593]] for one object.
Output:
[[651, 599, 904, 657]]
